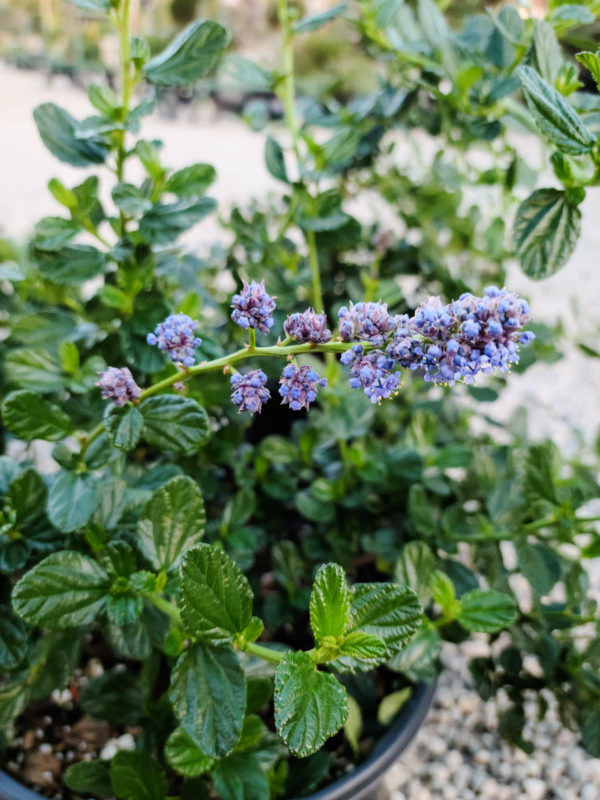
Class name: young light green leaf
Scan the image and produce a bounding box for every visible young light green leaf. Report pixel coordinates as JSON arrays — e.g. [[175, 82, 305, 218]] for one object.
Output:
[[294, 1, 348, 33], [211, 752, 270, 800], [48, 471, 100, 532], [169, 641, 246, 757], [64, 760, 113, 797], [517, 66, 594, 154], [2, 389, 73, 442], [377, 687, 412, 726], [458, 589, 518, 633], [576, 51, 600, 92], [33, 103, 108, 166], [165, 726, 215, 777], [343, 695, 363, 757], [309, 563, 351, 643], [338, 631, 386, 661], [137, 476, 205, 571], [110, 751, 167, 800], [274, 651, 348, 757], [144, 21, 228, 86], [395, 541, 436, 605], [180, 543, 253, 643], [0, 609, 29, 670], [105, 404, 144, 451], [140, 395, 210, 454], [430, 570, 457, 612], [514, 188, 582, 280], [12, 551, 110, 628]]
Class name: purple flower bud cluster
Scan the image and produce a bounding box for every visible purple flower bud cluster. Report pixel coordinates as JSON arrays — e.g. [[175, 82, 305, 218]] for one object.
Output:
[[341, 345, 401, 404], [386, 287, 534, 385], [96, 367, 141, 406], [231, 370, 271, 415], [338, 301, 398, 346], [146, 313, 202, 367], [279, 364, 327, 411], [284, 309, 331, 344], [231, 280, 276, 335]]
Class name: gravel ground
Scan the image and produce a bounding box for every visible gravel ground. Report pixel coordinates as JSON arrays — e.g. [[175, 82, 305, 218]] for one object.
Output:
[[1, 64, 599, 797]]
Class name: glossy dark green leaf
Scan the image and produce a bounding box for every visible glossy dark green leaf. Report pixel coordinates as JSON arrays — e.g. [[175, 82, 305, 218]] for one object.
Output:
[[515, 542, 561, 596], [139, 197, 216, 243], [7, 468, 47, 526], [169, 641, 246, 757], [144, 21, 228, 86], [514, 188, 581, 280], [107, 594, 143, 626], [212, 752, 269, 800], [32, 244, 106, 285], [265, 138, 289, 183], [48, 471, 100, 532], [180, 543, 252, 642], [32, 216, 79, 250], [5, 349, 64, 394], [166, 164, 216, 197], [64, 760, 113, 797], [12, 551, 110, 628], [309, 563, 351, 642], [33, 103, 108, 166], [140, 395, 210, 453], [137, 476, 206, 571], [274, 651, 347, 757], [164, 726, 214, 777], [458, 589, 518, 633], [517, 66, 594, 154], [105, 404, 144, 451], [110, 751, 168, 800], [80, 669, 144, 725], [395, 541, 436, 605], [2, 390, 72, 441], [112, 182, 152, 215], [0, 608, 29, 670], [0, 680, 31, 726]]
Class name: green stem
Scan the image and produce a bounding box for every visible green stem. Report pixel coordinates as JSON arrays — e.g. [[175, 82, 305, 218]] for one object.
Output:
[[245, 641, 286, 664], [248, 328, 256, 351], [306, 229, 324, 314], [114, 0, 134, 234], [146, 593, 184, 627]]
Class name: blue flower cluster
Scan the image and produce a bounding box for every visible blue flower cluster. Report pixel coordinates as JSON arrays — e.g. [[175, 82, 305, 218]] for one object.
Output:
[[231, 370, 271, 415], [279, 364, 327, 411], [284, 309, 331, 344], [231, 280, 276, 335], [338, 301, 398, 346], [386, 288, 534, 385], [341, 346, 401, 403], [96, 367, 141, 406], [146, 313, 202, 367]]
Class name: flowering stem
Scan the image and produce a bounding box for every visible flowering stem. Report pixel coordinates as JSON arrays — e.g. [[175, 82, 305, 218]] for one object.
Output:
[[248, 328, 256, 351], [306, 229, 324, 315]]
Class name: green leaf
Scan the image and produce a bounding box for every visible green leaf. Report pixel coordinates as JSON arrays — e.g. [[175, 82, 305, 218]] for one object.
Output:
[[5, 349, 64, 393], [32, 244, 106, 285], [515, 542, 561, 596], [517, 66, 594, 155], [514, 189, 581, 279], [430, 570, 457, 612], [180, 543, 252, 643], [12, 551, 110, 628], [144, 21, 228, 86], [0, 680, 30, 726], [80, 668, 144, 725], [0, 608, 29, 670], [387, 628, 441, 682], [139, 197, 216, 243], [166, 164, 216, 198], [582, 710, 600, 757], [169, 641, 246, 757], [2, 390, 72, 441], [294, 1, 347, 33], [343, 695, 362, 757], [110, 751, 168, 800], [33, 103, 108, 166], [48, 471, 100, 532], [395, 541, 436, 605], [219, 55, 274, 91], [377, 687, 412, 726], [274, 651, 347, 757], [212, 752, 269, 800], [309, 563, 351, 643], [576, 51, 600, 93], [7, 469, 47, 526], [105, 404, 144, 451], [32, 216, 79, 250], [140, 395, 210, 454], [265, 138, 289, 183], [138, 476, 206, 571], [112, 182, 152, 215], [458, 589, 518, 633], [531, 20, 563, 86], [165, 726, 214, 777], [66, 0, 110, 10], [338, 631, 386, 660], [64, 760, 113, 797], [107, 594, 143, 626]]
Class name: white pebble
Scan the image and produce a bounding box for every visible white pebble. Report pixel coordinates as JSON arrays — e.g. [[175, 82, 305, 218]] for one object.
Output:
[[523, 778, 546, 800]]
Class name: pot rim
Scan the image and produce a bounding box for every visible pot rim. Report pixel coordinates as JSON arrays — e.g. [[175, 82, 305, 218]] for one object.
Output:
[[0, 682, 436, 800]]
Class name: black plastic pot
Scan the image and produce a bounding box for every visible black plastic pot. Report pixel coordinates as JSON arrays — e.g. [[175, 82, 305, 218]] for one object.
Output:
[[0, 682, 435, 800]]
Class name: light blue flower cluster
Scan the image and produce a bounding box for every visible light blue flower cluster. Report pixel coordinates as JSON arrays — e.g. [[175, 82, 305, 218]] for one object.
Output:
[[96, 367, 141, 406], [341, 345, 401, 403], [338, 301, 398, 346], [231, 370, 271, 415], [231, 280, 276, 335], [284, 309, 331, 344], [279, 364, 327, 411], [146, 313, 202, 367]]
